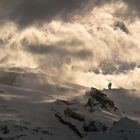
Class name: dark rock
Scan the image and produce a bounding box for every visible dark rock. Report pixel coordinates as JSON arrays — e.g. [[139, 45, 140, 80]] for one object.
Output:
[[86, 88, 118, 111], [55, 113, 83, 138], [114, 21, 129, 34], [64, 107, 85, 121], [56, 100, 73, 106], [84, 121, 108, 132], [85, 98, 100, 107], [118, 129, 125, 133], [0, 125, 10, 134]]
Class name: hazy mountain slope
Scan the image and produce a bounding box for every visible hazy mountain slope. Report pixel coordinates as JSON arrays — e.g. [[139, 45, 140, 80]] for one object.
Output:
[[0, 68, 139, 140], [0, 68, 87, 100], [103, 89, 140, 121], [87, 117, 140, 140]]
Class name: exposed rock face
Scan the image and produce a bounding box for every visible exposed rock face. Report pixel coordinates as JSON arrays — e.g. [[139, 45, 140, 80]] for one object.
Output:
[[0, 120, 53, 140], [56, 100, 73, 105], [55, 113, 83, 138], [84, 121, 108, 132], [0, 125, 10, 134], [64, 108, 85, 121], [53, 88, 122, 138], [85, 88, 118, 111], [114, 21, 129, 34]]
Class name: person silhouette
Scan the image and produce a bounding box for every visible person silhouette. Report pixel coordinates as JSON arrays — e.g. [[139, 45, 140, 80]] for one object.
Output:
[[108, 83, 112, 90]]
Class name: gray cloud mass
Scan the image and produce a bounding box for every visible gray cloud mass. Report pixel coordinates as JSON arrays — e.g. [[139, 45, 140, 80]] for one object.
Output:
[[123, 0, 140, 14], [0, 0, 140, 89], [0, 0, 125, 27], [0, 0, 139, 27], [0, 0, 93, 27], [24, 44, 93, 60]]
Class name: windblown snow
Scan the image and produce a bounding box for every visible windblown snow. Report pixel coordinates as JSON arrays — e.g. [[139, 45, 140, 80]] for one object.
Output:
[[0, 68, 139, 140]]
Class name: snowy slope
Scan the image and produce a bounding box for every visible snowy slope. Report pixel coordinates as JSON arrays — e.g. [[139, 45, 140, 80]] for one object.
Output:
[[0, 68, 139, 140], [87, 117, 140, 140], [0, 68, 87, 100], [103, 89, 140, 121]]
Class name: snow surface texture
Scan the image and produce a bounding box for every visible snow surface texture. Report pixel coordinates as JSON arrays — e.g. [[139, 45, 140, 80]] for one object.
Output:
[[0, 68, 139, 140], [104, 89, 140, 121]]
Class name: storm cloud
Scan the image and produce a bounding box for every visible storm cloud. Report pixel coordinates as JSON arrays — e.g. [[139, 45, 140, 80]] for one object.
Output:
[[0, 0, 96, 27], [25, 44, 93, 60], [0, 0, 139, 28], [0, 0, 140, 89], [123, 0, 140, 15]]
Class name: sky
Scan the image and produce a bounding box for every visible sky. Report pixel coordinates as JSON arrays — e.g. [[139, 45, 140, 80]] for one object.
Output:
[[0, 0, 140, 89]]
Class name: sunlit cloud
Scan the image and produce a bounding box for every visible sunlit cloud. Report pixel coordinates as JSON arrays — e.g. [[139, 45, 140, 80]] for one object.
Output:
[[0, 0, 140, 89]]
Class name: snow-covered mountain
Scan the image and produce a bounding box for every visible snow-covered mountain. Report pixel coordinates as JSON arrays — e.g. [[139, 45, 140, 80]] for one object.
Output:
[[104, 89, 140, 121], [0, 67, 87, 100], [0, 68, 139, 140]]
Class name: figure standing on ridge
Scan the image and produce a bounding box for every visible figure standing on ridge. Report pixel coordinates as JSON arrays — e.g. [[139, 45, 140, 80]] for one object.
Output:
[[108, 82, 112, 90]]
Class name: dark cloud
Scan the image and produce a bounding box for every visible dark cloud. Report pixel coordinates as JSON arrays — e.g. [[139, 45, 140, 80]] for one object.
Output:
[[115, 0, 140, 19], [0, 0, 115, 27], [89, 60, 137, 75], [0, 0, 139, 28], [99, 61, 136, 75], [123, 0, 140, 15], [24, 44, 93, 59], [0, 0, 94, 27]]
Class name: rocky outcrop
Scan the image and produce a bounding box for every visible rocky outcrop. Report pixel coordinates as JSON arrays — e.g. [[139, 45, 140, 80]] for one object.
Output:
[[64, 108, 85, 121], [84, 120, 108, 132], [0, 120, 53, 140], [53, 88, 121, 138], [55, 113, 83, 138], [114, 21, 129, 34], [56, 100, 73, 105], [85, 88, 118, 111]]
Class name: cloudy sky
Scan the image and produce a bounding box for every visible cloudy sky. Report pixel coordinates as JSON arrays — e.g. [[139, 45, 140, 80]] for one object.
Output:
[[0, 0, 140, 89]]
